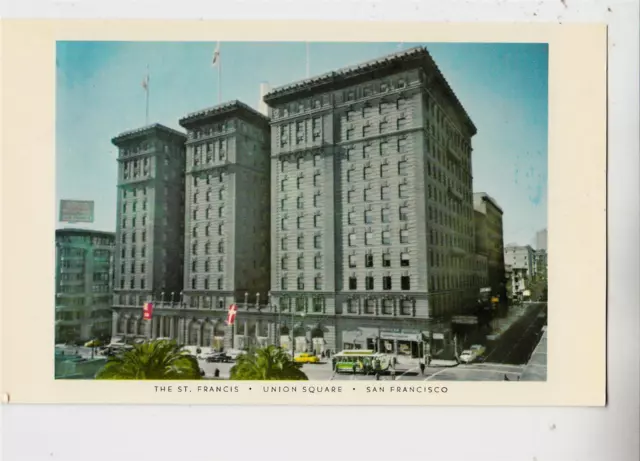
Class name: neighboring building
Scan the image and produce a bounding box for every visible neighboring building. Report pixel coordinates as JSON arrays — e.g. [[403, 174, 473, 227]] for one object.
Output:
[[55, 228, 115, 343], [264, 46, 478, 357], [176, 101, 272, 350], [473, 192, 506, 300], [536, 228, 548, 251], [110, 124, 187, 342], [504, 244, 535, 296], [534, 249, 547, 279]]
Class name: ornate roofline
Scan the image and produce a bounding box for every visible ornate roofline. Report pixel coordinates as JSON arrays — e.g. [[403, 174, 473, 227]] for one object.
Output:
[[111, 123, 186, 145], [264, 46, 477, 135], [179, 100, 269, 129]]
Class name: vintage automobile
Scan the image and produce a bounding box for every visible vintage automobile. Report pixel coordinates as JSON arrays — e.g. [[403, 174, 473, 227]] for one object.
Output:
[[293, 352, 320, 364]]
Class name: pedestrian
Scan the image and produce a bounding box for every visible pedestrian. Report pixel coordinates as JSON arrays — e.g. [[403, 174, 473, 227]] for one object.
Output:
[[214, 368, 220, 378], [419, 362, 425, 376], [332, 357, 337, 371], [375, 372, 380, 381], [352, 363, 357, 375], [391, 368, 396, 381]]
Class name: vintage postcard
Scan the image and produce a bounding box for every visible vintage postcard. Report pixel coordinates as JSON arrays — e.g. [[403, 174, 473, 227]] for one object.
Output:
[[0, 20, 606, 405]]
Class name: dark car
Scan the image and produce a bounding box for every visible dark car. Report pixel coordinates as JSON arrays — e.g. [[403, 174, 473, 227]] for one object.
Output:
[[206, 352, 232, 363]]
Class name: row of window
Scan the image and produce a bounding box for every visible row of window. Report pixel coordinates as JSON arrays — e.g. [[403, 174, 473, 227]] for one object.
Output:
[[344, 98, 409, 121], [121, 246, 147, 258], [280, 276, 324, 290], [347, 229, 409, 247], [122, 200, 148, 214], [192, 241, 225, 255], [191, 259, 224, 273], [278, 275, 412, 291], [190, 277, 224, 290], [122, 186, 148, 199], [121, 231, 147, 244], [346, 183, 410, 203], [193, 188, 225, 203], [346, 299, 413, 316], [280, 172, 323, 191], [345, 138, 408, 160], [121, 216, 147, 229], [347, 206, 409, 225], [192, 206, 225, 220], [192, 223, 224, 238], [280, 235, 322, 251], [344, 117, 409, 141], [120, 278, 147, 289], [193, 171, 226, 187], [279, 153, 322, 172], [57, 236, 114, 247], [348, 252, 410, 268], [346, 160, 409, 182]]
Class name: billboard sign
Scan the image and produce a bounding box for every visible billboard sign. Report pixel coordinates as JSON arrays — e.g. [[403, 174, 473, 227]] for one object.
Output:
[[59, 200, 94, 223]]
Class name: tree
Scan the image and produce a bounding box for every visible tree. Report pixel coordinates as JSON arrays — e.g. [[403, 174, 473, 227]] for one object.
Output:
[[96, 339, 202, 380], [230, 345, 308, 381], [528, 274, 548, 302]]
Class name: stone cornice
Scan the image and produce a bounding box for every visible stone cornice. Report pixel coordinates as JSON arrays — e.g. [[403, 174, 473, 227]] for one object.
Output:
[[179, 100, 269, 130], [112, 123, 186, 146]]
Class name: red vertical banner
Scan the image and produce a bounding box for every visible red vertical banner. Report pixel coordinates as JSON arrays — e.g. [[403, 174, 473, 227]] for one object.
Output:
[[226, 304, 238, 325], [142, 302, 154, 321]]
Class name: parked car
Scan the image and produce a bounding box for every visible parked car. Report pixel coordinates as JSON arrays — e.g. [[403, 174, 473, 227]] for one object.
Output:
[[294, 352, 320, 364], [84, 339, 102, 348], [470, 344, 486, 357], [205, 352, 232, 363], [459, 350, 478, 364], [225, 349, 246, 360]]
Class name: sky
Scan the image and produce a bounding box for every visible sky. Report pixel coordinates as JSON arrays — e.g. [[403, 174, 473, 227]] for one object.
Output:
[[56, 41, 548, 247]]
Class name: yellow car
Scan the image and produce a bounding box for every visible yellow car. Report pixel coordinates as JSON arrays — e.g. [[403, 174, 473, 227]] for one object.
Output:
[[84, 339, 102, 348], [294, 353, 320, 364]]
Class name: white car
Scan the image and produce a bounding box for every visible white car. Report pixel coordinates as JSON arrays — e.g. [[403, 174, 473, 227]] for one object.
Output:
[[459, 350, 478, 364]]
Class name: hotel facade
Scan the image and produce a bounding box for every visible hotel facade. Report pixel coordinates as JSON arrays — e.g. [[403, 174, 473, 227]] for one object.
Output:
[[264, 47, 481, 357]]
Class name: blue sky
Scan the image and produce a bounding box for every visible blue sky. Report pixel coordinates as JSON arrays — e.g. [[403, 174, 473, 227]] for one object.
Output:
[[56, 41, 548, 247]]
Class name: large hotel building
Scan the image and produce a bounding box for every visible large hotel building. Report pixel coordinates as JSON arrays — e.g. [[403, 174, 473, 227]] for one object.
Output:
[[107, 47, 490, 358], [110, 124, 187, 342], [264, 47, 479, 356]]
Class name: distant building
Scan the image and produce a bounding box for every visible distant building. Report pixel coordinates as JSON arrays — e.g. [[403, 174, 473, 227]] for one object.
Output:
[[473, 192, 506, 300], [536, 228, 547, 251], [534, 249, 547, 279], [55, 228, 115, 343], [504, 244, 535, 296], [110, 124, 187, 342], [264, 46, 479, 356]]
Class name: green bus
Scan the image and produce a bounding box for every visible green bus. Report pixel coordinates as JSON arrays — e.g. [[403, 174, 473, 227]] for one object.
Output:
[[333, 350, 391, 374]]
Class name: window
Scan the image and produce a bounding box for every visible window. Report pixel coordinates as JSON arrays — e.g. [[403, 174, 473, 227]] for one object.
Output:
[[363, 166, 372, 180], [365, 276, 374, 290], [349, 232, 356, 247], [281, 256, 288, 270], [398, 138, 407, 153], [364, 299, 375, 314], [204, 260, 210, 272], [379, 121, 389, 133], [130, 279, 134, 289], [347, 169, 353, 182], [348, 211, 356, 225], [142, 216, 146, 226], [193, 193, 198, 204], [218, 259, 223, 272], [218, 278, 223, 290], [281, 218, 288, 231], [192, 260, 197, 272], [204, 278, 209, 289], [382, 299, 393, 315], [398, 184, 408, 198], [381, 208, 390, 223], [382, 231, 391, 245], [191, 278, 197, 289], [398, 160, 408, 176], [365, 253, 373, 268], [314, 192, 321, 207], [218, 206, 224, 218], [296, 216, 303, 229], [364, 188, 372, 202], [297, 196, 304, 209], [401, 252, 410, 267], [281, 237, 288, 250], [380, 163, 389, 178], [347, 190, 354, 203], [363, 145, 373, 158], [313, 154, 320, 166], [218, 224, 223, 236], [397, 118, 407, 130], [314, 255, 322, 269], [205, 225, 210, 237], [400, 230, 409, 244], [400, 300, 412, 315], [314, 235, 321, 249], [297, 277, 305, 290], [218, 241, 224, 253], [365, 232, 373, 245], [313, 298, 323, 312], [314, 276, 322, 290], [297, 235, 304, 249], [280, 179, 286, 192], [346, 128, 354, 140], [364, 210, 373, 224], [349, 255, 357, 268], [383, 276, 392, 290], [219, 189, 225, 200], [382, 253, 391, 267], [192, 227, 198, 238], [347, 299, 358, 314], [141, 279, 145, 290], [122, 218, 126, 228], [296, 157, 302, 169], [349, 277, 357, 290], [313, 172, 320, 186], [381, 186, 390, 200], [363, 125, 372, 137], [192, 243, 197, 255], [314, 214, 320, 228], [401, 276, 411, 290], [296, 177, 303, 189]]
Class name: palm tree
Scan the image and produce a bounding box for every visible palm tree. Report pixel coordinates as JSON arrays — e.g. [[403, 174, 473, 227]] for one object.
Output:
[[230, 345, 308, 380], [96, 339, 202, 380]]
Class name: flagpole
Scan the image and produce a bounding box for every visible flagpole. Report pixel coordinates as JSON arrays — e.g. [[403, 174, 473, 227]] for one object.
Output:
[[145, 64, 150, 125]]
